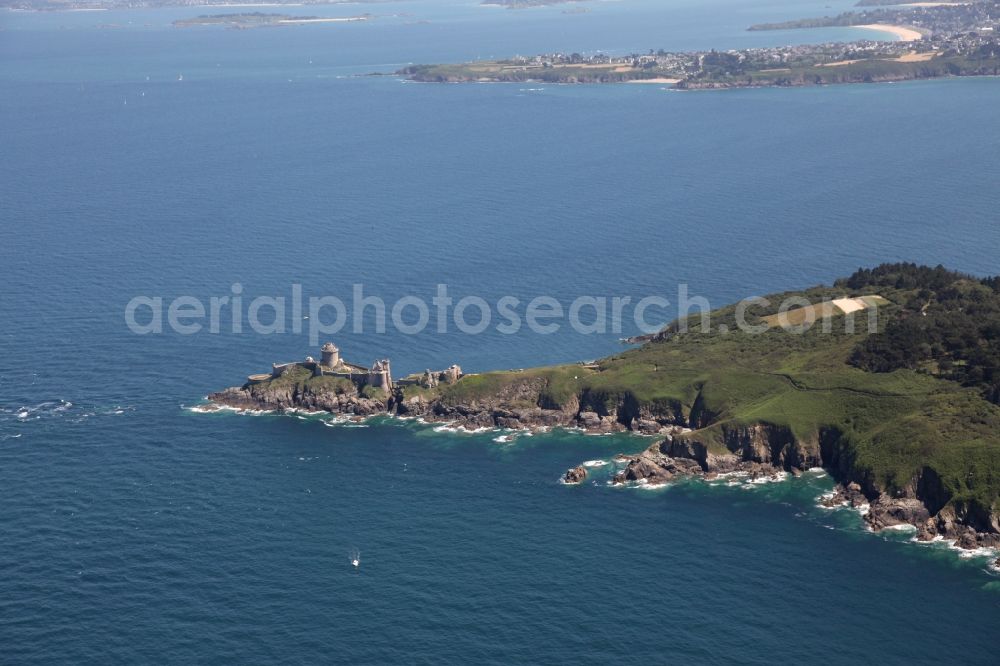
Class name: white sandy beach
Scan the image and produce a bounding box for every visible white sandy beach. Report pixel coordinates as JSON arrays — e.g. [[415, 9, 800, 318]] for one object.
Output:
[[858, 24, 925, 41], [626, 77, 681, 84]]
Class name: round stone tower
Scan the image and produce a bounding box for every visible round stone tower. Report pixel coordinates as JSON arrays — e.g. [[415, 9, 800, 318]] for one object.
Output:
[[320, 342, 340, 369]]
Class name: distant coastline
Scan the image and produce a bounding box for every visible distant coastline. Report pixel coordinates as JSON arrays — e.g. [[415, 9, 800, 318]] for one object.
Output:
[[398, 1, 1000, 90]]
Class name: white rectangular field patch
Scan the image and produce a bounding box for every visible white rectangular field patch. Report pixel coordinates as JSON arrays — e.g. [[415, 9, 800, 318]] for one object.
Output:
[[831, 297, 867, 314]]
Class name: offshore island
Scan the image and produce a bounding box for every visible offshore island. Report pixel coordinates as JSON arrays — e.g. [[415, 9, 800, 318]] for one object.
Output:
[[209, 264, 1000, 560], [399, 1, 1000, 88], [172, 12, 370, 29]]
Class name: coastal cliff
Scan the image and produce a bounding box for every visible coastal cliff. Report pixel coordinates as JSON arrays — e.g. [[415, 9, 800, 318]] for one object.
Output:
[[613, 426, 1000, 550], [209, 264, 1000, 552], [210, 362, 689, 433]]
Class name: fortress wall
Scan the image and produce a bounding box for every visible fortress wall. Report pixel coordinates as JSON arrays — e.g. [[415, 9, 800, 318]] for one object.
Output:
[[271, 362, 301, 378]]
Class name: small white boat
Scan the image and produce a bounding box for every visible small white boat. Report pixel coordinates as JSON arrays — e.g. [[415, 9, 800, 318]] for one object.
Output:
[[349, 548, 360, 569]]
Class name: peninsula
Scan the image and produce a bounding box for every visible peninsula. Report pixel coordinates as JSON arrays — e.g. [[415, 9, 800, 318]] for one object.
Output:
[[399, 1, 1000, 88], [209, 264, 1000, 553]]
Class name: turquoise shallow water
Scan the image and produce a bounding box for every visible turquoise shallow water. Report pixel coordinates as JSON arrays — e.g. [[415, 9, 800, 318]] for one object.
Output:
[[2, 1, 1000, 662]]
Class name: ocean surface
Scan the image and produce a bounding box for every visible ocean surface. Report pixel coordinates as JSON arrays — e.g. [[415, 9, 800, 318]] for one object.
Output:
[[2, 0, 1000, 662]]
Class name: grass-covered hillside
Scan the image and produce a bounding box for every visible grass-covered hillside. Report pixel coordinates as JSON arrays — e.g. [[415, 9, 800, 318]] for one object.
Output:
[[430, 264, 1000, 513]]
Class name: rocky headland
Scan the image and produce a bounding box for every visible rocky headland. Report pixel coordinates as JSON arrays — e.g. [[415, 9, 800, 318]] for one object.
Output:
[[209, 264, 1000, 556]]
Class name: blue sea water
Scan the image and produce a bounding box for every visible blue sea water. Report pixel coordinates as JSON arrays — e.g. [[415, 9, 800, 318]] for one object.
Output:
[[2, 1, 1000, 663]]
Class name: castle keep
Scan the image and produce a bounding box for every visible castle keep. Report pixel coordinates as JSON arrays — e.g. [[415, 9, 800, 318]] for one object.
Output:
[[320, 342, 340, 368]]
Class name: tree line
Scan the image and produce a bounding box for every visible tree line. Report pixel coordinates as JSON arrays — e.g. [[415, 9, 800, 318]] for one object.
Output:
[[843, 263, 1000, 404]]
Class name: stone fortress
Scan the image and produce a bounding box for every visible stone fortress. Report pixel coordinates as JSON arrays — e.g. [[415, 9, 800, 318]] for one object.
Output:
[[247, 342, 463, 394]]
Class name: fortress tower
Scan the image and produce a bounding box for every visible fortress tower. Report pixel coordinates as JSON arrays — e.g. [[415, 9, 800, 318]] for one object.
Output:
[[320, 342, 340, 369], [368, 359, 393, 391], [443, 364, 462, 384]]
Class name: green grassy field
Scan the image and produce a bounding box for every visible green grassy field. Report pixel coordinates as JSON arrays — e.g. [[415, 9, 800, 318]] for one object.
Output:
[[434, 273, 1000, 513]]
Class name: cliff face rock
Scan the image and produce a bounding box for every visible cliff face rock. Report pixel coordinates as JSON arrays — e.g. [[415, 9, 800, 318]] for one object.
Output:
[[397, 394, 432, 418], [725, 424, 822, 470], [211, 374, 694, 433], [818, 427, 883, 498], [421, 377, 587, 430], [819, 446, 1000, 548], [659, 423, 819, 475], [613, 426, 806, 486], [661, 437, 733, 472], [919, 503, 1000, 549], [866, 496, 932, 531], [795, 437, 1000, 549], [576, 410, 624, 432], [429, 403, 578, 430], [208, 383, 390, 417], [575, 390, 688, 433], [822, 483, 1000, 549], [914, 466, 952, 516], [613, 425, 1000, 551]]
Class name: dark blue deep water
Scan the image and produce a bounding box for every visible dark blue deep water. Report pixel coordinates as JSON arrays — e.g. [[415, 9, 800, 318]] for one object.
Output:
[[2, 1, 1000, 663]]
